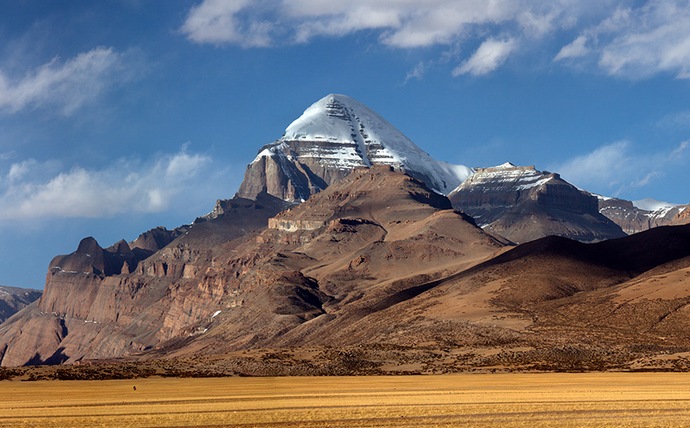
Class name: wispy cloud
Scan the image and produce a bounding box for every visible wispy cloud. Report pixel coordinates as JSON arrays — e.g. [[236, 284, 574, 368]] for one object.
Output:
[[181, 0, 690, 80], [669, 140, 689, 160], [592, 1, 690, 79], [554, 35, 589, 61], [0, 47, 140, 115], [553, 140, 689, 196], [453, 38, 517, 76], [403, 62, 429, 83], [181, 0, 273, 47], [657, 110, 690, 131], [0, 147, 221, 221]]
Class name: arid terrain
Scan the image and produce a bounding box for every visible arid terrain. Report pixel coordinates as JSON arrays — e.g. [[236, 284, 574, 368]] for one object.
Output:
[[3, 373, 690, 427], [3, 167, 690, 373]]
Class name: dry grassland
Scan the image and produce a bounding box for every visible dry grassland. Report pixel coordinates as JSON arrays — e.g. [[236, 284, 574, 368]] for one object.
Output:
[[3, 373, 690, 427]]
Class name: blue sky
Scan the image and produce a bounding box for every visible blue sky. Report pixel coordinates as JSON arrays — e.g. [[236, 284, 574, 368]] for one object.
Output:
[[1, 0, 690, 289]]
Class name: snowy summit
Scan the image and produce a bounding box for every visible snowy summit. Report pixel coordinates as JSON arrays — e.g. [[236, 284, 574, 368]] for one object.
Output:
[[252, 94, 472, 195]]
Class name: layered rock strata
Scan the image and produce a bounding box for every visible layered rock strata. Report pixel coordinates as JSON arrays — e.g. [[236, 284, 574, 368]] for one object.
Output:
[[449, 163, 626, 243]]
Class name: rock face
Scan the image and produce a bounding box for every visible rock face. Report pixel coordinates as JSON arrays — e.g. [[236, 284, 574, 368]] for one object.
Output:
[[236, 94, 472, 202], [449, 163, 626, 243], [0, 286, 41, 324], [0, 195, 286, 367], [130, 226, 186, 254], [598, 197, 690, 234]]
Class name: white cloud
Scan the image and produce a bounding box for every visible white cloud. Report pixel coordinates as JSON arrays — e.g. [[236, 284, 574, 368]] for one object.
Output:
[[181, 0, 273, 47], [657, 110, 690, 131], [180, 0, 567, 51], [556, 141, 630, 190], [7, 159, 36, 183], [0, 47, 138, 115], [563, 0, 690, 79], [453, 38, 517, 76], [554, 35, 589, 61], [181, 0, 690, 80], [554, 140, 688, 196], [597, 2, 690, 78], [0, 148, 216, 221]]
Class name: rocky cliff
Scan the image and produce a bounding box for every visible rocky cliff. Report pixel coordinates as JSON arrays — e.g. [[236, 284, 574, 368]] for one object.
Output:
[[449, 163, 626, 243], [0, 194, 286, 366]]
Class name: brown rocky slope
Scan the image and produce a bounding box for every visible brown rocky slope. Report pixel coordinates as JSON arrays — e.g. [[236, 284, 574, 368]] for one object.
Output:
[[4, 168, 690, 373], [0, 167, 504, 367], [0, 194, 287, 366]]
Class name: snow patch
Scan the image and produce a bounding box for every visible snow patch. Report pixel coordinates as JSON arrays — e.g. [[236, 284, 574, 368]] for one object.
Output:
[[496, 162, 517, 169], [516, 176, 552, 190]]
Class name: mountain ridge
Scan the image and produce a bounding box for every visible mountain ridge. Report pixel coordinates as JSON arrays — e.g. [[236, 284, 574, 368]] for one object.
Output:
[[2, 93, 690, 373]]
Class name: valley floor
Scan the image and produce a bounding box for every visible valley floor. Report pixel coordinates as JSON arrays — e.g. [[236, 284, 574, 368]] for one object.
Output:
[[3, 373, 690, 427]]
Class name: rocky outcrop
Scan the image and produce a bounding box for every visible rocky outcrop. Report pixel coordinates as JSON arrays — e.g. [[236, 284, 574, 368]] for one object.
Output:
[[237, 142, 344, 202], [449, 163, 626, 243], [0, 286, 41, 324], [49, 237, 145, 277], [130, 226, 186, 253]]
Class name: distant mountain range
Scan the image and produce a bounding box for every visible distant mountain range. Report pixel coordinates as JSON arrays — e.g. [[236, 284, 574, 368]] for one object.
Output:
[[0, 286, 41, 324], [2, 94, 690, 373]]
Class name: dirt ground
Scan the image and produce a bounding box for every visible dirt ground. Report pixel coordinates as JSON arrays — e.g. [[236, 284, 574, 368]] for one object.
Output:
[[3, 373, 690, 427]]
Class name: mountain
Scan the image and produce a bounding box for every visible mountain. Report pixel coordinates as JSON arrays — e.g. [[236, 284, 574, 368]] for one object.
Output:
[[237, 94, 472, 202], [598, 196, 690, 234], [448, 163, 626, 243], [5, 93, 690, 374], [0, 167, 505, 367], [0, 286, 41, 324], [6, 179, 690, 372]]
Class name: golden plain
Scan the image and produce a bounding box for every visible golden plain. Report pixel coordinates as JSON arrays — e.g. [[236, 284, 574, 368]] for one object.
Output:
[[3, 373, 690, 427]]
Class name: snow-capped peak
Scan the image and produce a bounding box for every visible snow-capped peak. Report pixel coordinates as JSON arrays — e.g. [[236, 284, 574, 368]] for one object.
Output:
[[496, 162, 517, 169], [258, 93, 472, 194]]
